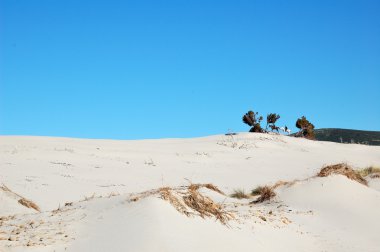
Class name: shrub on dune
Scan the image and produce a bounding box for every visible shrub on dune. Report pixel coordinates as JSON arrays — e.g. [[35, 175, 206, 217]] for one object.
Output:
[[295, 116, 315, 140], [251, 186, 276, 203], [317, 163, 367, 185], [230, 189, 249, 199], [250, 186, 264, 196]]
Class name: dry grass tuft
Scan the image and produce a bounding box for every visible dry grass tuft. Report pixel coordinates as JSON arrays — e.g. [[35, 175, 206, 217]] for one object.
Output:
[[157, 184, 233, 225], [357, 166, 380, 178], [250, 180, 295, 200], [1, 184, 41, 212], [272, 180, 298, 189], [159, 187, 190, 216], [230, 189, 249, 199], [188, 184, 201, 191], [186, 183, 225, 195], [317, 163, 367, 185], [203, 183, 225, 195], [183, 185, 233, 225], [252, 186, 276, 203], [18, 198, 41, 212], [249, 178, 305, 204], [250, 186, 263, 196]]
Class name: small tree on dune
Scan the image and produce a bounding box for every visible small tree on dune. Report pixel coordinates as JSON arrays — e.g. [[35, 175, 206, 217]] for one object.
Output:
[[242, 110, 264, 133], [295, 116, 315, 139], [266, 113, 280, 132], [249, 121, 263, 133], [242, 111, 255, 127]]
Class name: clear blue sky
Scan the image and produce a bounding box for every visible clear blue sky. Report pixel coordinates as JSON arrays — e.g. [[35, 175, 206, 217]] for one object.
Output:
[[1, 0, 379, 139]]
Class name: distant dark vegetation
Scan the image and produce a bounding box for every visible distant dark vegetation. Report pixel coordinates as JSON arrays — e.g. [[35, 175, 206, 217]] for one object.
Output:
[[241, 109, 380, 145], [314, 128, 380, 146], [242, 109, 315, 139]]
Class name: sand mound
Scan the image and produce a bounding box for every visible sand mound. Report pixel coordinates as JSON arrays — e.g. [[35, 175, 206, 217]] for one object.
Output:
[[317, 163, 367, 185]]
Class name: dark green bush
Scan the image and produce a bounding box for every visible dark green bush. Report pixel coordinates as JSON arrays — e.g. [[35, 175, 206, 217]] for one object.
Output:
[[295, 116, 315, 139]]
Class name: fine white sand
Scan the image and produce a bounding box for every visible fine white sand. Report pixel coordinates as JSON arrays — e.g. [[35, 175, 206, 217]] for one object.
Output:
[[1, 133, 380, 251]]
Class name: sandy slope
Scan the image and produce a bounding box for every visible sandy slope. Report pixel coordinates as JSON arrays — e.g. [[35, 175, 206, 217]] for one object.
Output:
[[1, 133, 380, 251]]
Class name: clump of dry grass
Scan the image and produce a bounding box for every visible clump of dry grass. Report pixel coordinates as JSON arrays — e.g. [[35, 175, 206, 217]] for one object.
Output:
[[317, 163, 367, 185], [183, 185, 233, 225], [187, 183, 225, 195], [250, 179, 300, 204], [250, 181, 294, 199], [157, 184, 233, 225], [272, 180, 298, 189], [18, 198, 41, 212], [230, 189, 249, 199], [252, 186, 276, 203], [250, 186, 264, 196], [202, 183, 225, 195], [357, 166, 380, 178], [1, 184, 41, 212], [159, 187, 190, 216]]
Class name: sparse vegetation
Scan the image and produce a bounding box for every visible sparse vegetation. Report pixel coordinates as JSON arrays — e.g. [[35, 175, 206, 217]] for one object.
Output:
[[159, 187, 191, 216], [317, 163, 367, 185], [272, 180, 298, 189], [18, 198, 41, 212], [295, 116, 315, 140], [252, 186, 276, 203], [242, 109, 294, 136], [183, 185, 233, 225], [250, 180, 298, 202], [242, 110, 264, 133], [193, 183, 225, 195], [249, 123, 264, 133], [357, 166, 380, 178], [314, 128, 380, 146], [242, 110, 255, 127], [250, 186, 264, 196], [157, 184, 233, 225], [230, 189, 249, 199], [266, 113, 281, 132], [1, 184, 41, 212]]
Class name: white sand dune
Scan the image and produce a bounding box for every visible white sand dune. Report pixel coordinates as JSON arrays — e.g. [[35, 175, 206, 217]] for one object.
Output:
[[1, 133, 380, 251]]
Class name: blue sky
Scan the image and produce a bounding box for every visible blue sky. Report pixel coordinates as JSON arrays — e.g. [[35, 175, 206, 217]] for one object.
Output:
[[1, 0, 379, 139]]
